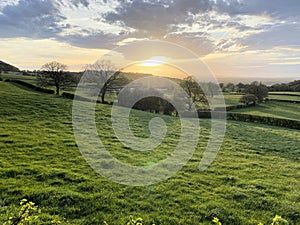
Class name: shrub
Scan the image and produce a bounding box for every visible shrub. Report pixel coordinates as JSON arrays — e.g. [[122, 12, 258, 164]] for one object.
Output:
[[3, 199, 40, 225], [240, 94, 258, 105]]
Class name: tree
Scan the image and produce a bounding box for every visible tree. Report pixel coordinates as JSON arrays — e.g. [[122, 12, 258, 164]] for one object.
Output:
[[180, 76, 208, 111], [244, 81, 268, 103], [239, 94, 258, 105], [236, 82, 246, 93], [84, 60, 127, 103], [117, 87, 176, 116], [289, 80, 300, 92], [202, 82, 221, 97], [37, 61, 75, 95], [224, 82, 236, 93]]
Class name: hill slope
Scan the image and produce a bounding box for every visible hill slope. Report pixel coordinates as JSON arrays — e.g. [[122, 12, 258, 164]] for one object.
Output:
[[0, 81, 299, 224], [0, 60, 20, 72]]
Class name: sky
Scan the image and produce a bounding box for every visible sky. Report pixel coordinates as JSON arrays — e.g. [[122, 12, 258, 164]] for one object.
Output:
[[0, 0, 300, 83]]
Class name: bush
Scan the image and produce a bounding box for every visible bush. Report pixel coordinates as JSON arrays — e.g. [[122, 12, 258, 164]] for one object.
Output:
[[228, 113, 300, 130], [240, 94, 258, 105]]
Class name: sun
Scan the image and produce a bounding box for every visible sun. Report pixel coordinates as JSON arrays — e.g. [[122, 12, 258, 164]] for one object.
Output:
[[139, 56, 169, 67]]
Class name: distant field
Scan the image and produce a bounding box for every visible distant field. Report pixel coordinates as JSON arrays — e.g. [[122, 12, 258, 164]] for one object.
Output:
[[269, 94, 300, 101], [223, 94, 243, 106], [231, 101, 300, 121], [0, 81, 299, 224], [1, 73, 37, 85], [269, 91, 300, 96]]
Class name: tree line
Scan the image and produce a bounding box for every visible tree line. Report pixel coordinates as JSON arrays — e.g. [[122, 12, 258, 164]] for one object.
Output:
[[35, 60, 298, 115]]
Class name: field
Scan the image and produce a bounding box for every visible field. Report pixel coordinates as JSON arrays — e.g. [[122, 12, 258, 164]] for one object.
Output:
[[223, 94, 243, 106], [231, 101, 300, 121], [0, 81, 299, 224], [268, 94, 300, 102], [0, 73, 37, 85], [269, 92, 300, 96]]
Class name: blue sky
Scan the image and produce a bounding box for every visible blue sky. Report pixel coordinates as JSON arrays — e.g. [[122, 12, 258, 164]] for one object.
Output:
[[0, 0, 300, 82]]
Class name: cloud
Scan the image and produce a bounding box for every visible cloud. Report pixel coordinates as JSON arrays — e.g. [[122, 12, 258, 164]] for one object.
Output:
[[58, 30, 126, 49], [104, 0, 213, 38], [214, 0, 300, 19], [241, 23, 300, 50], [57, 0, 90, 8], [165, 32, 215, 56], [1, 0, 300, 55], [0, 0, 68, 39]]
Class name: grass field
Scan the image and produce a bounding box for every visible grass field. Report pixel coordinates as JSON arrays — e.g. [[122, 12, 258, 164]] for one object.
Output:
[[0, 81, 299, 224], [269, 92, 300, 96], [0, 73, 37, 85], [231, 101, 300, 121], [268, 94, 300, 101], [223, 94, 243, 106]]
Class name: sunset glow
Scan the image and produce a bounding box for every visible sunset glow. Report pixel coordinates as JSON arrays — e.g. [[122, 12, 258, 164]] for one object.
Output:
[[139, 56, 169, 67]]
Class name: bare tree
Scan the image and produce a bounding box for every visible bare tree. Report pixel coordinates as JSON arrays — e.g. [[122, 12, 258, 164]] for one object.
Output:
[[37, 61, 75, 95], [84, 60, 127, 103]]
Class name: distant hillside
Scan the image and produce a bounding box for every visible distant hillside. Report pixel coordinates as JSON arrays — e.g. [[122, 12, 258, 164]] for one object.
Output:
[[0, 60, 20, 72]]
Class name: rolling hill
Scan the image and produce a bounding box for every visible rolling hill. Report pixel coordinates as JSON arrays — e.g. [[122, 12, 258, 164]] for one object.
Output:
[[0, 81, 299, 224]]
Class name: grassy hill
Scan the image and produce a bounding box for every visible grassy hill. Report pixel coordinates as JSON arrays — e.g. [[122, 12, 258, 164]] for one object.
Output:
[[0, 81, 299, 224]]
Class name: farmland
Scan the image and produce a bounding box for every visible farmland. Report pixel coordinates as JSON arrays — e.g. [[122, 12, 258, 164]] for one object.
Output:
[[1, 73, 37, 85], [231, 101, 300, 121], [0, 81, 299, 224]]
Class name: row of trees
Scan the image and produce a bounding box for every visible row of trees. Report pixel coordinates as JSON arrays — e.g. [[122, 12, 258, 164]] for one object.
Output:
[[269, 80, 300, 92], [222, 80, 300, 93], [37, 61, 272, 112]]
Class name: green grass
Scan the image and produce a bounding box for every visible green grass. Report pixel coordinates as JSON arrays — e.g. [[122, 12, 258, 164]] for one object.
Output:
[[1, 73, 37, 85], [269, 94, 300, 101], [223, 94, 243, 106], [0, 81, 299, 224], [269, 92, 300, 96], [231, 101, 300, 121]]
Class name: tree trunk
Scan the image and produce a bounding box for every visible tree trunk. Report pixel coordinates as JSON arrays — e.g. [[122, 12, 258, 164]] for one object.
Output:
[[56, 85, 60, 95], [101, 89, 106, 103]]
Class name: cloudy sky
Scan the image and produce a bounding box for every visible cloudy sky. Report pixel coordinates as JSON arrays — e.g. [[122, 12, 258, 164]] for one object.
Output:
[[0, 0, 300, 82]]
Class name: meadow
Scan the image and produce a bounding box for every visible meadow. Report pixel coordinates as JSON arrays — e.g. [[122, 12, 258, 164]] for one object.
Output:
[[268, 94, 300, 102], [0, 81, 299, 224], [1, 73, 37, 85], [231, 101, 300, 121], [223, 94, 243, 106]]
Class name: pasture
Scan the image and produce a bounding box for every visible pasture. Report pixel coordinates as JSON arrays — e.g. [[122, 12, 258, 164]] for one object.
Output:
[[0, 81, 299, 224], [1, 73, 37, 85], [231, 101, 300, 121]]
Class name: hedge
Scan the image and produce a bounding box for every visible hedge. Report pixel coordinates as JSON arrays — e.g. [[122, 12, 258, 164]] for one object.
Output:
[[268, 99, 300, 104], [191, 110, 300, 130], [62, 92, 102, 103], [214, 103, 256, 112], [5, 79, 54, 94], [228, 113, 300, 130]]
